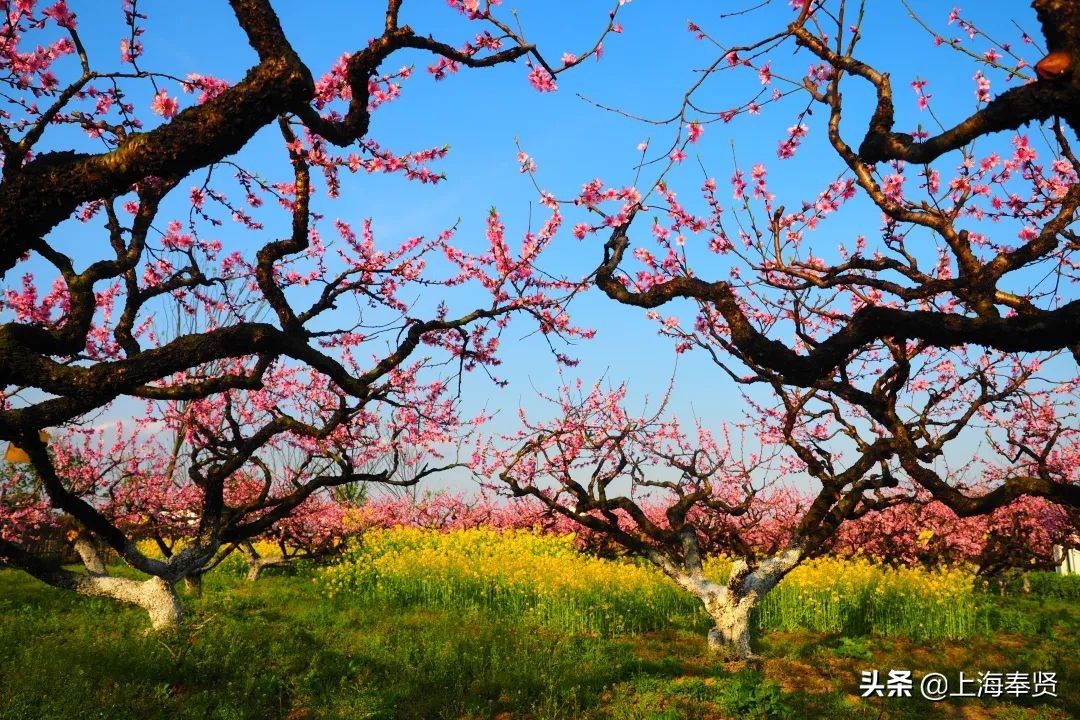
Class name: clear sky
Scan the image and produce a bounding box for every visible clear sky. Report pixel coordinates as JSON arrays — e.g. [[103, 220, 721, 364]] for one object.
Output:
[[20, 1, 1062, 490]]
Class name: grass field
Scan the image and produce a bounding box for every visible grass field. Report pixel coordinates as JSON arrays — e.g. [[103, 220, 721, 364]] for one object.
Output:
[[0, 533, 1076, 719]]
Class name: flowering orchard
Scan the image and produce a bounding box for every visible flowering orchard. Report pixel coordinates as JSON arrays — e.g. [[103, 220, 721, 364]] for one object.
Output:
[[340, 492, 1075, 580], [0, 0, 1077, 661], [491, 0, 1080, 659], [0, 0, 624, 627]]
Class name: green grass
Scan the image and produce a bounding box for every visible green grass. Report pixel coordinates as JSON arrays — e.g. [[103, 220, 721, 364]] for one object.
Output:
[[1001, 572, 1080, 601], [0, 568, 1076, 720]]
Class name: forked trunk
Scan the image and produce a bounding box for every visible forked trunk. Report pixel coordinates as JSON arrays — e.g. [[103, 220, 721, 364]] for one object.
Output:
[[662, 548, 802, 661], [69, 534, 183, 628], [246, 554, 298, 580], [3, 538, 183, 630], [242, 542, 271, 581], [241, 541, 311, 581]]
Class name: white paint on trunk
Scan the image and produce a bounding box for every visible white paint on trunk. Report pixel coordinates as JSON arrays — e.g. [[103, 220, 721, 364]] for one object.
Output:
[[242, 542, 277, 581], [71, 575, 182, 630], [72, 535, 107, 576], [707, 600, 754, 659], [658, 547, 804, 660], [247, 558, 267, 581]]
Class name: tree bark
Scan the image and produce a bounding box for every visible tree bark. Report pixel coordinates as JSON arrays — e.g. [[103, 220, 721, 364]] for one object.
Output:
[[245, 553, 299, 580], [72, 575, 183, 630], [240, 541, 318, 580], [240, 542, 292, 581], [72, 534, 107, 576], [663, 548, 802, 661], [705, 594, 756, 660], [246, 558, 266, 582], [661, 575, 762, 660], [1, 538, 183, 630], [242, 542, 267, 581]]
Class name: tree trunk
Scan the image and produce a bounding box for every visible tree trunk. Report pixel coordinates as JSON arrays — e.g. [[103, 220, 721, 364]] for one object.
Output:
[[1, 538, 183, 630], [72, 574, 182, 630], [246, 559, 265, 582], [240, 542, 302, 581], [662, 548, 802, 661], [246, 556, 294, 580], [242, 542, 267, 581], [706, 595, 756, 660], [72, 533, 107, 575]]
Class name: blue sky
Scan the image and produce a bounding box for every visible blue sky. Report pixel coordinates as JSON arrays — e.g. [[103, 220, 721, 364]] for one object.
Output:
[[17, 1, 1064, 489]]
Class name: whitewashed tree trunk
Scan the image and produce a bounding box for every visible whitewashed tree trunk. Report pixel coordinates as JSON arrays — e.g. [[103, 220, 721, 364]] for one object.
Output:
[[242, 542, 271, 581], [72, 534, 107, 576], [72, 535, 182, 628], [7, 535, 184, 630], [71, 574, 182, 630], [653, 547, 803, 661], [246, 558, 267, 581], [705, 593, 756, 659]]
